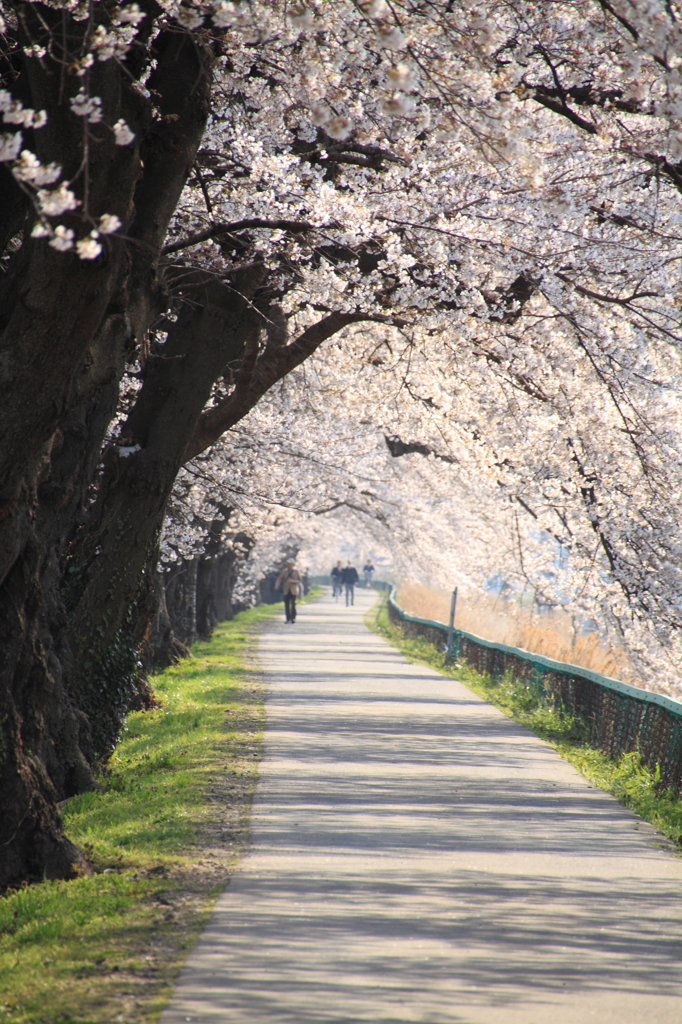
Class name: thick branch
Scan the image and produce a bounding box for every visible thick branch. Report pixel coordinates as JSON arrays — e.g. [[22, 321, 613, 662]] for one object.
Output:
[[530, 91, 598, 134], [529, 82, 649, 116], [163, 218, 317, 255], [184, 311, 405, 461]]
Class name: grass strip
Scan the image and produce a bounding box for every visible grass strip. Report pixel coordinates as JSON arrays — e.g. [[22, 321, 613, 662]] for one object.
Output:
[[369, 600, 682, 851], [0, 602, 279, 1024]]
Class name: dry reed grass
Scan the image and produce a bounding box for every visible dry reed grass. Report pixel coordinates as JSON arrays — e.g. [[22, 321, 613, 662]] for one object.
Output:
[[397, 581, 638, 684]]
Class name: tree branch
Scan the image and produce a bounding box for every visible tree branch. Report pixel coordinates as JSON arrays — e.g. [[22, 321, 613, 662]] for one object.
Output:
[[556, 271, 658, 306], [529, 91, 598, 134], [529, 82, 649, 116], [642, 152, 682, 195], [184, 310, 406, 461], [313, 498, 388, 523], [597, 0, 639, 40], [597, 0, 669, 69], [162, 218, 318, 255], [384, 434, 458, 463]]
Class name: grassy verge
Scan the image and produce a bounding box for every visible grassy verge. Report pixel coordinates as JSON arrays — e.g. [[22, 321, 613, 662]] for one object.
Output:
[[369, 600, 682, 851], [0, 602, 279, 1024]]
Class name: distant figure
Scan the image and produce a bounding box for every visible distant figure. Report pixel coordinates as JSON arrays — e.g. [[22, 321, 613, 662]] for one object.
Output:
[[331, 560, 343, 599], [341, 561, 359, 606], [275, 560, 303, 623], [363, 561, 375, 588]]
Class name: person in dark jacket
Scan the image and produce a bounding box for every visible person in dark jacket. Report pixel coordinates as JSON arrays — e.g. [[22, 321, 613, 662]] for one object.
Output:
[[341, 562, 359, 606], [331, 560, 343, 599]]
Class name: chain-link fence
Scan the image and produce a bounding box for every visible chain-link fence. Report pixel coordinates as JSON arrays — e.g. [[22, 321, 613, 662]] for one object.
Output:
[[387, 591, 682, 791]]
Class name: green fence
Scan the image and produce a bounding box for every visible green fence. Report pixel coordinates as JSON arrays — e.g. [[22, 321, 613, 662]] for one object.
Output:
[[387, 591, 682, 791]]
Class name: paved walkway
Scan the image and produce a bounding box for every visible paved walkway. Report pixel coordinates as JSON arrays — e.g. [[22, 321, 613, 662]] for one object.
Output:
[[162, 590, 682, 1024]]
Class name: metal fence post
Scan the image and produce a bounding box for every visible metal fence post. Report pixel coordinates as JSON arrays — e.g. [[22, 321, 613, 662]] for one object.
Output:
[[445, 586, 458, 664]]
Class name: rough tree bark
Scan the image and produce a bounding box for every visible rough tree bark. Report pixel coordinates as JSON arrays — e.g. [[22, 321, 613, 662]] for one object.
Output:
[[0, 9, 213, 887], [143, 570, 190, 672], [64, 268, 263, 758], [0, 6, 405, 889]]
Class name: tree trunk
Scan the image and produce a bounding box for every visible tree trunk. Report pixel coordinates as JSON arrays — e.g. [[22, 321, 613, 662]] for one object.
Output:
[[65, 273, 262, 758], [196, 553, 234, 636], [143, 569, 190, 671], [197, 533, 254, 635], [166, 559, 199, 648], [0, 20, 213, 888]]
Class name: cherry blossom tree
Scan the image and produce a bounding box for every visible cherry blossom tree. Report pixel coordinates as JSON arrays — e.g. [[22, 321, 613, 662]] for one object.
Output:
[[1, 0, 682, 887]]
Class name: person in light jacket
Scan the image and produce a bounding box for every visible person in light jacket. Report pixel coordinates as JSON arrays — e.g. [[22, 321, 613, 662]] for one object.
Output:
[[275, 560, 303, 623]]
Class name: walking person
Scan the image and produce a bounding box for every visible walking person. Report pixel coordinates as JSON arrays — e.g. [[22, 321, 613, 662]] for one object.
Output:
[[363, 560, 375, 588], [275, 559, 303, 623], [341, 561, 359, 606], [331, 560, 343, 600]]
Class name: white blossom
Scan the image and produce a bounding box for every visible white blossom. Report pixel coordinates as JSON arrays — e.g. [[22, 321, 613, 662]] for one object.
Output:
[[1, 100, 30, 125], [668, 131, 682, 163], [37, 185, 79, 216], [98, 214, 122, 234], [376, 26, 406, 50], [112, 4, 145, 25], [381, 93, 414, 116], [48, 226, 75, 251], [176, 6, 205, 28], [13, 150, 61, 185], [113, 119, 135, 146], [311, 104, 332, 127], [386, 63, 414, 89], [69, 90, 103, 124], [76, 232, 103, 259], [289, 6, 315, 28], [73, 54, 95, 77], [325, 116, 353, 140], [0, 132, 22, 162]]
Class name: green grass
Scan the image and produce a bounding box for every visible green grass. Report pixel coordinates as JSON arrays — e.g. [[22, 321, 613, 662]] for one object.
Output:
[[0, 602, 279, 1024], [369, 600, 682, 851]]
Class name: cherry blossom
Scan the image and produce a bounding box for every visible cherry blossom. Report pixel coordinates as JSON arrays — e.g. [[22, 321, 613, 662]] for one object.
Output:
[[5, 0, 682, 684]]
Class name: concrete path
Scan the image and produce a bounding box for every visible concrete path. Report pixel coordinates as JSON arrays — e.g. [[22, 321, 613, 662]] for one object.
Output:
[[161, 590, 682, 1024]]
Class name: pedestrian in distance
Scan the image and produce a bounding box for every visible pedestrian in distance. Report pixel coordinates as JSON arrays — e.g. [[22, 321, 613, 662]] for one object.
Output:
[[341, 561, 359, 606], [275, 559, 303, 623], [331, 560, 343, 600], [363, 560, 375, 588]]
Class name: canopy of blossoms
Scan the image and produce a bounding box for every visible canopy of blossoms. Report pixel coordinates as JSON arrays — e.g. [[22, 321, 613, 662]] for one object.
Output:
[[4, 0, 682, 688]]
